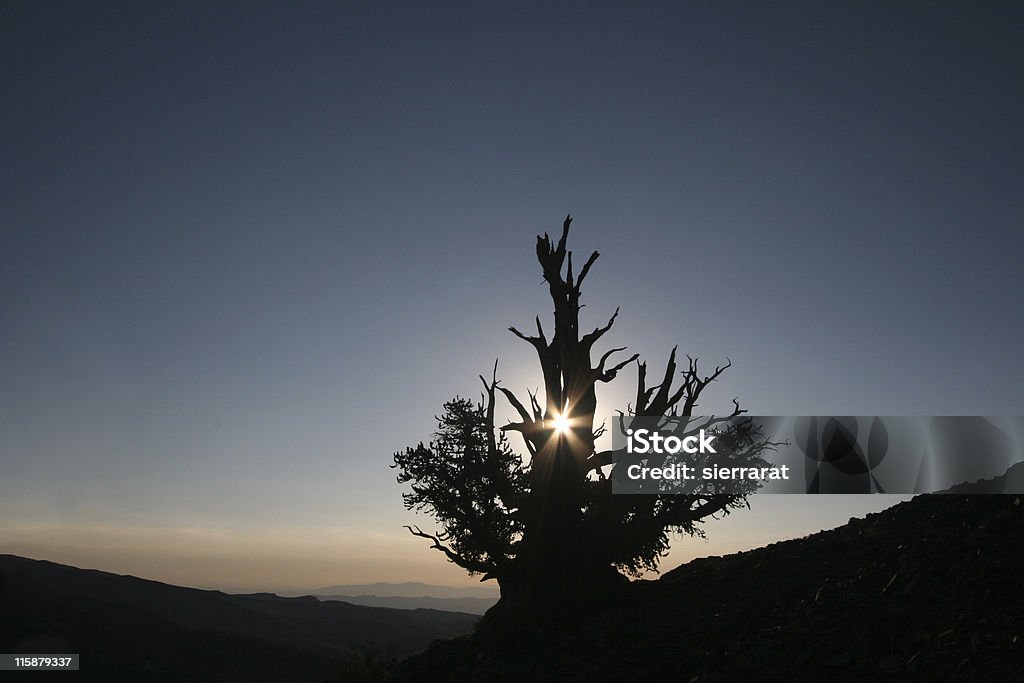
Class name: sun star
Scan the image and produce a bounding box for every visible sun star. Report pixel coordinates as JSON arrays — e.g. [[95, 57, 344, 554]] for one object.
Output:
[[552, 413, 571, 434]]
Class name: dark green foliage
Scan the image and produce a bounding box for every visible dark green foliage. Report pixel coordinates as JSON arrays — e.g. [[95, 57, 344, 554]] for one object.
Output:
[[392, 397, 527, 578]]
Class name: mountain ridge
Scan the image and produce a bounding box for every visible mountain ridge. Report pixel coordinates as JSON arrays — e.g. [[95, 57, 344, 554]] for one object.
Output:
[[0, 554, 477, 681], [316, 594, 496, 615], [303, 582, 498, 599]]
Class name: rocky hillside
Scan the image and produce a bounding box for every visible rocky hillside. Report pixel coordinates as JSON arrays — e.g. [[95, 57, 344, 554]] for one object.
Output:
[[397, 494, 1024, 681]]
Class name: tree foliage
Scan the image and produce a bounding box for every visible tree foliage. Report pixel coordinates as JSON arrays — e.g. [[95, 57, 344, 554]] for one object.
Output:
[[393, 394, 527, 579]]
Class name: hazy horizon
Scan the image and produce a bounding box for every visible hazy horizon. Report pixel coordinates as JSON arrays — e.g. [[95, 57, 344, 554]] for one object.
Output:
[[0, 494, 914, 593], [2, 3, 1021, 592]]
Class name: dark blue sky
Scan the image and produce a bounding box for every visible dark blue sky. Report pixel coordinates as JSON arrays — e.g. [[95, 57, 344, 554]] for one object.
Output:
[[2, 2, 1022, 589]]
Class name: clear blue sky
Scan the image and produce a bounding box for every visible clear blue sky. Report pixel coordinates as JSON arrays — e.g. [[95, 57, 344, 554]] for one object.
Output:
[[2, 1, 1022, 591]]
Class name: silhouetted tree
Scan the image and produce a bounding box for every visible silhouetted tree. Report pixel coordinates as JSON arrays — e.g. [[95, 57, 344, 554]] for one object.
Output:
[[393, 395, 526, 580], [393, 216, 776, 620]]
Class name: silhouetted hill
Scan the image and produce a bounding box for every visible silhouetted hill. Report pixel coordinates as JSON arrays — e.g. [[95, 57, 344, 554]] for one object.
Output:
[[308, 582, 498, 599], [295, 582, 498, 613], [0, 555, 476, 682], [317, 594, 496, 615], [397, 494, 1024, 681], [942, 460, 1024, 493]]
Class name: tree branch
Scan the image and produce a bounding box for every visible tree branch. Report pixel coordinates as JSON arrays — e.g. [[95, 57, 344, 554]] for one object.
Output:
[[497, 385, 533, 425], [509, 325, 546, 355], [586, 448, 621, 473], [404, 525, 493, 575], [682, 356, 733, 415], [581, 306, 620, 349], [575, 250, 600, 290], [596, 347, 639, 383]]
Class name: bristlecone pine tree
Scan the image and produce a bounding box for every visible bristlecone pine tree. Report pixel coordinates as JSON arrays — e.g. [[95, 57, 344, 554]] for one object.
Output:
[[393, 216, 775, 621]]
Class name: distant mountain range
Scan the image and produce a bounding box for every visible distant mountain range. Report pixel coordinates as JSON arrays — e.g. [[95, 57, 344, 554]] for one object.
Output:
[[305, 582, 499, 600], [279, 582, 498, 614], [316, 593, 496, 615], [0, 554, 477, 682]]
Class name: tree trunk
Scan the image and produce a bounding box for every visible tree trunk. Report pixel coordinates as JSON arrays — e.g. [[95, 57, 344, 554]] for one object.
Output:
[[493, 216, 634, 622]]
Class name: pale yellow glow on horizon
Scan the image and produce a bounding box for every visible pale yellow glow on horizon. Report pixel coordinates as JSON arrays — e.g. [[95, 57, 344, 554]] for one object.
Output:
[[0, 522, 489, 593], [0, 497, 912, 593]]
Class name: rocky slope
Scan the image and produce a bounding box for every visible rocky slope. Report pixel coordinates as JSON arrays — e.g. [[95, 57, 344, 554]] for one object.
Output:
[[397, 494, 1024, 681]]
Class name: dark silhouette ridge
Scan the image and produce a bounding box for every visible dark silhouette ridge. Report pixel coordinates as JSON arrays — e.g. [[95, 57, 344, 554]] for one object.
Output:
[[0, 555, 475, 682], [307, 582, 497, 600], [316, 594, 496, 615], [941, 461, 1024, 494], [396, 493, 1024, 681]]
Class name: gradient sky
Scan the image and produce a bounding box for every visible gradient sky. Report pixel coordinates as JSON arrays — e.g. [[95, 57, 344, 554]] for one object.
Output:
[[2, 2, 1022, 592]]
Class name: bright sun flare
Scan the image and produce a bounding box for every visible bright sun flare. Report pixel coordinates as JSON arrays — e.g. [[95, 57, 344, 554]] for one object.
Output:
[[552, 413, 571, 434]]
